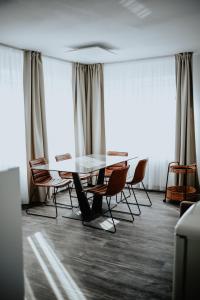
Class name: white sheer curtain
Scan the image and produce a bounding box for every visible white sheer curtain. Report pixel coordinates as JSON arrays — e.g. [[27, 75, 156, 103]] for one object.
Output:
[[104, 56, 176, 190], [43, 57, 75, 162], [0, 45, 28, 203]]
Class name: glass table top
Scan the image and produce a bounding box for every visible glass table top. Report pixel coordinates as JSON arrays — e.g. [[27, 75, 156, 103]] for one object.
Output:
[[32, 154, 138, 174]]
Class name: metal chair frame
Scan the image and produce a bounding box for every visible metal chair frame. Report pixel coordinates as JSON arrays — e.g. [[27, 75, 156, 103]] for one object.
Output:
[[83, 190, 135, 233], [82, 167, 135, 233], [124, 159, 152, 208], [114, 187, 141, 216], [125, 182, 152, 207], [26, 157, 73, 219], [26, 183, 73, 219]]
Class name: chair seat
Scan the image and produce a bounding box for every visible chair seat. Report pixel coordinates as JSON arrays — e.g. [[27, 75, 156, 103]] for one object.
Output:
[[59, 171, 72, 179], [85, 184, 108, 196], [34, 177, 72, 188], [59, 171, 91, 180], [105, 169, 112, 177], [106, 163, 126, 170]]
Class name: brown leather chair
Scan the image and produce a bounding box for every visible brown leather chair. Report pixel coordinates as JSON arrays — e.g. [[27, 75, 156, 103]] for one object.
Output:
[[105, 151, 128, 178], [84, 166, 134, 233], [26, 157, 72, 219], [126, 159, 152, 208]]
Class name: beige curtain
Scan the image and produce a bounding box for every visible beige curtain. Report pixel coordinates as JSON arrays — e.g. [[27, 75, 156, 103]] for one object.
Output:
[[23, 51, 48, 202], [73, 63, 106, 156], [193, 54, 200, 186], [175, 52, 196, 166]]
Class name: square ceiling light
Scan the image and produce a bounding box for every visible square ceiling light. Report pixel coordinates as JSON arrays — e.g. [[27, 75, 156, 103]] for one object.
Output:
[[65, 46, 116, 64]]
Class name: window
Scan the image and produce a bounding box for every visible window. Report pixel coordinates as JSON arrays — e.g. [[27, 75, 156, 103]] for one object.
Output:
[[104, 56, 176, 190], [0, 45, 28, 202], [43, 57, 75, 161]]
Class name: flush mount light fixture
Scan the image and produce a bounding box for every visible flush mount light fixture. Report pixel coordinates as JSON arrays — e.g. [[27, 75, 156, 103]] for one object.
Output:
[[65, 42, 117, 53], [64, 44, 117, 63]]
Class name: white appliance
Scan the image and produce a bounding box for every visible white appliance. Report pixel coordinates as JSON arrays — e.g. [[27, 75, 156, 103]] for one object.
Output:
[[173, 201, 200, 300], [0, 167, 24, 299]]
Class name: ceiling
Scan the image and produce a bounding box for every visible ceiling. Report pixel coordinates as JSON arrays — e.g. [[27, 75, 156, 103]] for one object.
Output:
[[0, 0, 200, 63]]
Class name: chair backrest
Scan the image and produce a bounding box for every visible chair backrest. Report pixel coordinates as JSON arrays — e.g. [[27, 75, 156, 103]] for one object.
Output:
[[107, 151, 128, 168], [106, 166, 129, 196], [55, 153, 72, 162], [29, 157, 51, 184], [131, 159, 148, 184]]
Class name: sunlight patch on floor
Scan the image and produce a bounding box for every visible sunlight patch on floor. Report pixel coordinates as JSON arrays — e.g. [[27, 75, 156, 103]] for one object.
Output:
[[100, 218, 119, 230], [27, 232, 87, 300]]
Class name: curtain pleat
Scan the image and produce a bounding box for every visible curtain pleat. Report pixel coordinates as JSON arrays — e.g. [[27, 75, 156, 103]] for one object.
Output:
[[73, 63, 106, 156], [175, 53, 196, 165], [193, 54, 200, 186], [175, 52, 197, 187], [23, 51, 48, 202]]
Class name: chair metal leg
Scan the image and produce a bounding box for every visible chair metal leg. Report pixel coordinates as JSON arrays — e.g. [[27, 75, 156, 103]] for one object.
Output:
[[55, 185, 79, 209], [29, 186, 37, 202], [124, 183, 152, 208], [121, 184, 132, 199], [105, 197, 116, 233], [122, 191, 134, 222], [115, 192, 123, 204], [127, 184, 132, 197], [116, 186, 141, 216], [26, 187, 58, 219], [131, 188, 141, 215], [61, 186, 83, 222], [52, 187, 58, 218], [141, 182, 152, 207], [104, 193, 135, 223]]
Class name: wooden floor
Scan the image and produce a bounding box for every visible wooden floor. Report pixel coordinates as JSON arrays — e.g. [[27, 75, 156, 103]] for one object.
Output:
[[22, 189, 179, 300]]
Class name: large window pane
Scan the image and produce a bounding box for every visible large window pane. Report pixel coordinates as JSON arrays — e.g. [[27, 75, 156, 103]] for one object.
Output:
[[43, 57, 75, 161], [0, 45, 28, 203], [104, 57, 176, 190]]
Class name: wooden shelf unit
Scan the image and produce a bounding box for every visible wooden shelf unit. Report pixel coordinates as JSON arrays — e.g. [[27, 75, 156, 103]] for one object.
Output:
[[164, 162, 197, 202]]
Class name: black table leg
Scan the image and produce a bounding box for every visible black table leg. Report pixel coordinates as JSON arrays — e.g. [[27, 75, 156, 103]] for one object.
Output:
[[92, 168, 105, 214], [72, 173, 91, 221]]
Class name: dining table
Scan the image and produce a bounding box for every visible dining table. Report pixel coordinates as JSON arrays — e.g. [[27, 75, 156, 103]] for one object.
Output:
[[31, 154, 137, 221]]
